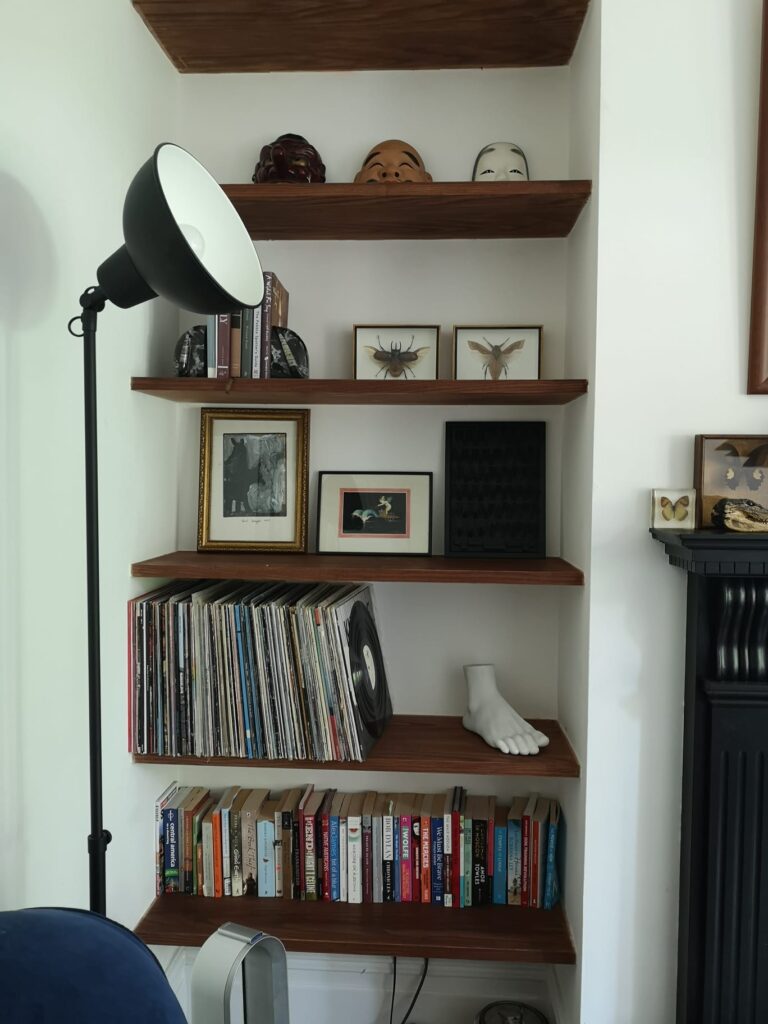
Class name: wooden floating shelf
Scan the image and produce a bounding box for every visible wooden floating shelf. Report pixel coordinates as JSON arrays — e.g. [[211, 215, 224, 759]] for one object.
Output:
[[131, 551, 585, 587], [132, 1, 591, 73], [131, 377, 588, 406], [134, 715, 579, 778], [220, 182, 591, 240], [135, 897, 575, 963]]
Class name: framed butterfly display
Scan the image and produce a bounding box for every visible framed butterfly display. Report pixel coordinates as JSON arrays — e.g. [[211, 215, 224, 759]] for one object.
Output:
[[453, 325, 541, 381], [694, 435, 768, 527], [651, 489, 696, 530]]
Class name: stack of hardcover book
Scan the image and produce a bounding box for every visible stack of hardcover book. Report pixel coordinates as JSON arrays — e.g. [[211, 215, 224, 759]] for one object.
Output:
[[207, 270, 288, 379], [155, 784, 562, 910], [129, 581, 391, 763]]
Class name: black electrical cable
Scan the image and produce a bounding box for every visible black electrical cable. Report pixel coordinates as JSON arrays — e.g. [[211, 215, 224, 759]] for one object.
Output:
[[389, 956, 397, 1024], [398, 957, 430, 1024]]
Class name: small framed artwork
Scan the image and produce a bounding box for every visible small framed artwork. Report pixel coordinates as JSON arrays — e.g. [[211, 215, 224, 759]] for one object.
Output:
[[453, 325, 541, 381], [353, 325, 440, 381], [651, 489, 696, 530], [316, 472, 433, 555], [695, 435, 768, 527], [445, 421, 546, 557], [198, 407, 309, 552]]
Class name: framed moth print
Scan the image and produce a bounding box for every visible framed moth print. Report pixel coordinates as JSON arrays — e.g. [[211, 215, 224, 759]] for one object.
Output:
[[353, 325, 439, 381], [453, 325, 541, 381], [198, 407, 309, 552], [694, 434, 768, 527], [316, 472, 433, 555]]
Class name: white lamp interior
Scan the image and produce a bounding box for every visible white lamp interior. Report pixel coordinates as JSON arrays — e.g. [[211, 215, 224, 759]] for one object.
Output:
[[156, 144, 264, 308]]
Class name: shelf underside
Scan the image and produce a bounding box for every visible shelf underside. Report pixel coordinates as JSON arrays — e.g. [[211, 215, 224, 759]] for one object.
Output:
[[131, 552, 585, 587], [131, 378, 588, 406], [221, 182, 591, 240], [132, 1, 590, 73], [134, 715, 579, 778], [135, 896, 575, 963]]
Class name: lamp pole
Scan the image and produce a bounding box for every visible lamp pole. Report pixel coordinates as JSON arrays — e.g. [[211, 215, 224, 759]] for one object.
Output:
[[70, 286, 112, 915]]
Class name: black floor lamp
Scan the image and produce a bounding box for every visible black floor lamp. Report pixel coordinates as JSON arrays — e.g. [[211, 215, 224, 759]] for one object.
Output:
[[68, 143, 264, 914]]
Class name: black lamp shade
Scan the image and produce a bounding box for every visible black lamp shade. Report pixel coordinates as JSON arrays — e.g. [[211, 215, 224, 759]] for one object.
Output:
[[97, 143, 264, 314]]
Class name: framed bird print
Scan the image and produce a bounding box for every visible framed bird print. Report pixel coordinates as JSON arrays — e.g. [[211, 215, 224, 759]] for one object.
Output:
[[316, 471, 433, 555], [353, 325, 440, 381], [453, 325, 542, 381], [694, 435, 768, 527], [651, 489, 696, 530]]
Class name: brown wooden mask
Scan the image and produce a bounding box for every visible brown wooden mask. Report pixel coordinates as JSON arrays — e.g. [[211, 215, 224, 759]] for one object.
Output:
[[353, 140, 433, 183], [252, 133, 326, 183]]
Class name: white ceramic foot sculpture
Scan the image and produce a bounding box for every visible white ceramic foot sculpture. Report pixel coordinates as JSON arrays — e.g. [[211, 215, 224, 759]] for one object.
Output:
[[462, 664, 550, 755]]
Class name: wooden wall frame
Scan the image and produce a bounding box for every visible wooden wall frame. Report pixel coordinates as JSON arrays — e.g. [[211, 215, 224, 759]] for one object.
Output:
[[749, 0, 768, 392]]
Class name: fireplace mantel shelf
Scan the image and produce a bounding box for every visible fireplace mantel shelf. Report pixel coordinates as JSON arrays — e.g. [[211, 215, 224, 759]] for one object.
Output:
[[651, 528, 768, 576]]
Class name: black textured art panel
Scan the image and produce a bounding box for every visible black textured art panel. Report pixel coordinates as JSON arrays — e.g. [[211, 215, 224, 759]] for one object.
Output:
[[444, 421, 545, 557]]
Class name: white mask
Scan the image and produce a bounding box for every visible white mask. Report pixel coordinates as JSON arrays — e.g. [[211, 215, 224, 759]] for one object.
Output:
[[472, 143, 530, 182]]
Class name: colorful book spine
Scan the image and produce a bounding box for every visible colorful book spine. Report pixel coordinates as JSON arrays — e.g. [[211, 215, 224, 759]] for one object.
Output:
[[274, 806, 284, 899], [463, 812, 472, 908], [383, 805, 395, 902], [206, 315, 216, 378], [420, 807, 431, 904], [348, 810, 363, 904], [443, 805, 453, 908], [155, 782, 178, 896], [251, 305, 262, 378], [303, 813, 317, 900], [400, 813, 412, 902], [372, 812, 383, 904], [241, 307, 253, 379], [257, 819, 276, 898], [321, 810, 332, 902], [431, 815, 444, 905], [339, 812, 348, 903], [260, 273, 274, 378], [493, 820, 507, 905], [412, 816, 421, 903], [330, 812, 341, 901], [231, 806, 244, 897], [216, 313, 230, 379], [521, 810, 532, 908], [393, 815, 401, 903], [472, 819, 487, 905], [163, 804, 181, 893], [363, 810, 374, 903], [281, 810, 293, 902], [292, 816, 301, 900], [212, 808, 224, 898], [230, 312, 242, 377], [222, 805, 232, 896], [508, 818, 523, 906], [544, 805, 560, 910], [242, 812, 259, 897], [202, 814, 215, 898]]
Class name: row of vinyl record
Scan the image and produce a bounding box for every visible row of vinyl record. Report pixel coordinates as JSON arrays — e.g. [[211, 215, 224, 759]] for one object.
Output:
[[207, 270, 289, 379], [156, 783, 563, 910], [128, 581, 392, 762]]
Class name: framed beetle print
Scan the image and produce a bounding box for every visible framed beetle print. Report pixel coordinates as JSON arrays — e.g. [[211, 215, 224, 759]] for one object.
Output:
[[453, 325, 541, 381], [353, 325, 440, 381]]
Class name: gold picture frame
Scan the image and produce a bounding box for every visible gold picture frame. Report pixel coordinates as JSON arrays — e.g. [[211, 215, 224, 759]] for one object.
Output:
[[197, 407, 309, 552]]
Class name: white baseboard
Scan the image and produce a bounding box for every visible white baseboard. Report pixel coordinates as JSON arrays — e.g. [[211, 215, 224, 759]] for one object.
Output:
[[152, 946, 557, 1024]]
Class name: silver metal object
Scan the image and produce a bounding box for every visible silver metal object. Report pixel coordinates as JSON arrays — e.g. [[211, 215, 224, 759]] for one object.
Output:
[[190, 923, 290, 1024]]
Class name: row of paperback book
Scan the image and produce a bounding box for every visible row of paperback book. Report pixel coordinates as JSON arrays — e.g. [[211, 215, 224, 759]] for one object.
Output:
[[156, 783, 562, 910], [207, 270, 289, 379], [128, 581, 392, 762]]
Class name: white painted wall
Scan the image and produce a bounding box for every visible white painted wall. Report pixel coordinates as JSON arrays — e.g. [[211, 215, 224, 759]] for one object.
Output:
[[580, 0, 768, 1021], [0, 0, 179, 909]]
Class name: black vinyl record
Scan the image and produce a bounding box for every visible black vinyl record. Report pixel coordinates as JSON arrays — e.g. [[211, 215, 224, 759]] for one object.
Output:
[[347, 599, 392, 744]]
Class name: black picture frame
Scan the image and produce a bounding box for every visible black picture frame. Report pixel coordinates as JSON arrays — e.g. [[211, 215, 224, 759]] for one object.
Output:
[[316, 471, 433, 556], [444, 421, 546, 557]]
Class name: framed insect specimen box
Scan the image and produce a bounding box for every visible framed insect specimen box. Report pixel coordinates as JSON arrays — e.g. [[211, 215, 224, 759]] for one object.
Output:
[[445, 421, 545, 557], [316, 471, 433, 555], [694, 435, 768, 527], [198, 407, 310, 552], [651, 488, 696, 530], [353, 325, 440, 381], [453, 325, 541, 381]]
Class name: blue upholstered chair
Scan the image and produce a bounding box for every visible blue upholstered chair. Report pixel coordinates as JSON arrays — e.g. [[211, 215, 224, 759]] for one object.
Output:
[[0, 907, 187, 1023]]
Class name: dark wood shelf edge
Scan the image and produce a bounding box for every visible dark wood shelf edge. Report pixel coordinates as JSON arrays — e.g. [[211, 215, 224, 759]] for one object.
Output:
[[130, 552, 584, 587], [132, 716, 580, 778], [134, 897, 576, 963], [131, 378, 589, 406]]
